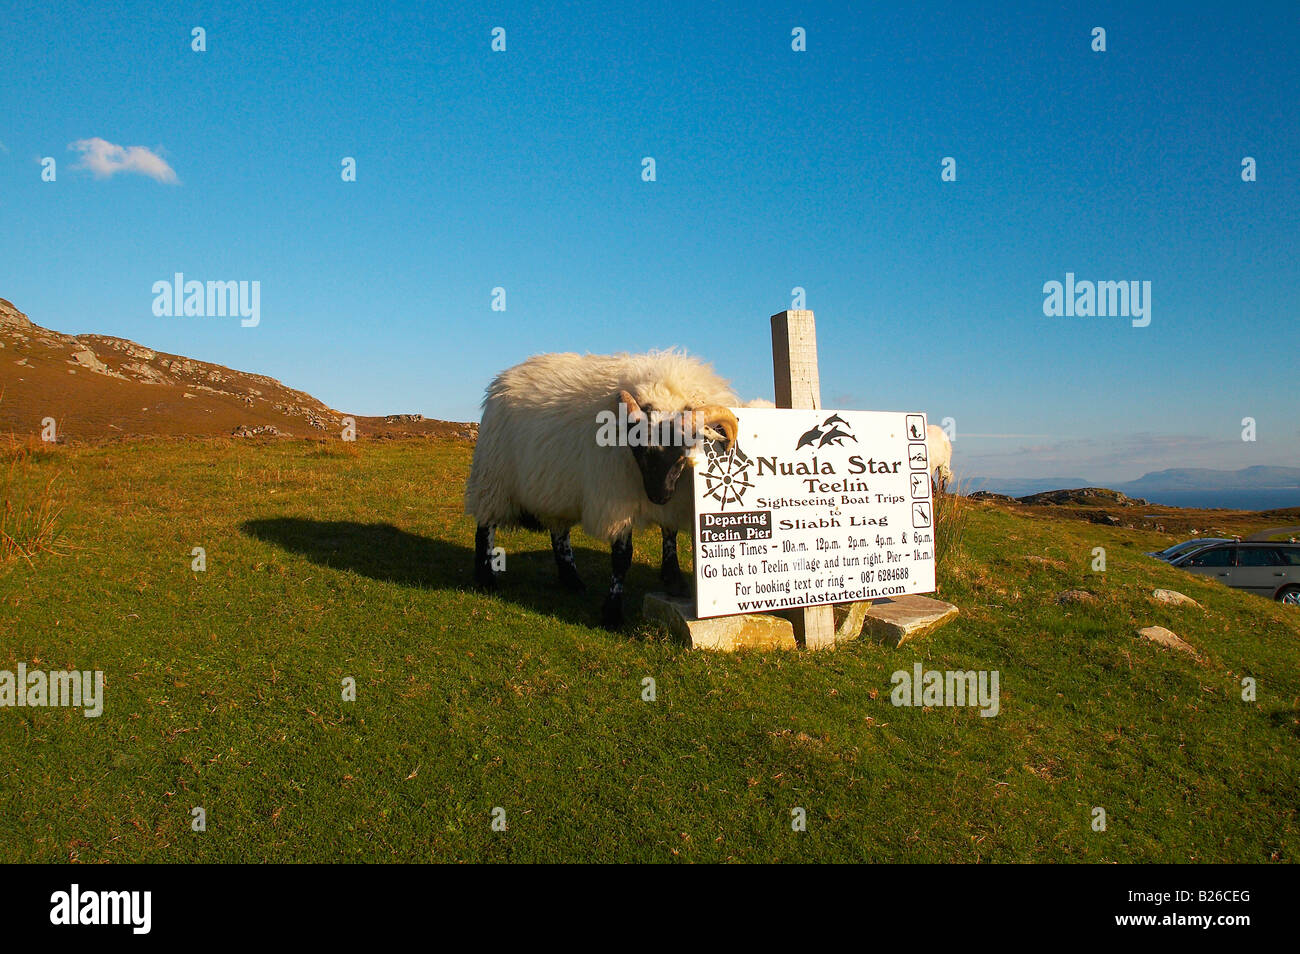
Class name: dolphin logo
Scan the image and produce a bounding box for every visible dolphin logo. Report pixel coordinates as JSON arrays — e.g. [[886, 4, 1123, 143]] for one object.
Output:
[[796, 413, 858, 452], [818, 426, 856, 447], [796, 424, 824, 450]]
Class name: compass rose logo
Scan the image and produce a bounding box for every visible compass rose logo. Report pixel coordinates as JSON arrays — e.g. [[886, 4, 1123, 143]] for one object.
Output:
[[700, 439, 753, 510]]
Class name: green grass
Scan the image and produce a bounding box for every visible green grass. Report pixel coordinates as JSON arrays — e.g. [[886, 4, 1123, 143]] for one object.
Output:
[[1, 438, 1297, 862]]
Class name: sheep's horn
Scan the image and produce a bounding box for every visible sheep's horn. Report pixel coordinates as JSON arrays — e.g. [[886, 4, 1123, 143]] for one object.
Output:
[[692, 406, 738, 448], [618, 390, 643, 417]]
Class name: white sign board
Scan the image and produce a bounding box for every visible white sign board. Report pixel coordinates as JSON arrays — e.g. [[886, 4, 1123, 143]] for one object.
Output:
[[692, 408, 937, 619]]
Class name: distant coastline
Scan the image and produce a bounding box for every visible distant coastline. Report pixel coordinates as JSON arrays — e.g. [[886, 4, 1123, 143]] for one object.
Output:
[[966, 465, 1300, 512], [966, 483, 1299, 511]]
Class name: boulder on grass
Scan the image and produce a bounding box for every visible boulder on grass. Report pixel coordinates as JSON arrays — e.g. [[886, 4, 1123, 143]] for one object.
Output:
[[1138, 625, 1199, 658], [1151, 588, 1201, 609], [1056, 589, 1098, 605], [861, 595, 959, 647]]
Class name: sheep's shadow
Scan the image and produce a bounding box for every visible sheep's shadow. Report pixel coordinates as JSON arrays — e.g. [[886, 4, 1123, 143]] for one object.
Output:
[[240, 517, 664, 631]]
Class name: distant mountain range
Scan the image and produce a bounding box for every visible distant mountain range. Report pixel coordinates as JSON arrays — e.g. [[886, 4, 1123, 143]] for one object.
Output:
[[968, 466, 1300, 511], [1120, 466, 1300, 492]]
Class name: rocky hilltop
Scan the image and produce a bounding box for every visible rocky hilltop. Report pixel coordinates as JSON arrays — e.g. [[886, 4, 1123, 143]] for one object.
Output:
[[1015, 487, 1149, 507], [0, 297, 474, 442]]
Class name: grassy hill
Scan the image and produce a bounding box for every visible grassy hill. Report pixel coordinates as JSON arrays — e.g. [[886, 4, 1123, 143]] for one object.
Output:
[[0, 297, 475, 441], [1, 437, 1297, 862]]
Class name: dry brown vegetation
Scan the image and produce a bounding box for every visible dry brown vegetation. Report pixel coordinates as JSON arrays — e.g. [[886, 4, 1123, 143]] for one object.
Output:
[[0, 434, 67, 565]]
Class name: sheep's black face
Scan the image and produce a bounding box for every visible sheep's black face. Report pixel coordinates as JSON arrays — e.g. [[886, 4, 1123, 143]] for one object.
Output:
[[617, 391, 696, 506], [631, 443, 689, 506]]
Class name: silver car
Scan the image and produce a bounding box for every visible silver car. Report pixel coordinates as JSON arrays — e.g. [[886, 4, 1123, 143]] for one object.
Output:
[[1172, 542, 1300, 604]]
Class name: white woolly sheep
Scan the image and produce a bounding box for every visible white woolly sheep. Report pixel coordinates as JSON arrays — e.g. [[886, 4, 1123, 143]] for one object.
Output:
[[927, 423, 953, 491], [465, 350, 739, 627]]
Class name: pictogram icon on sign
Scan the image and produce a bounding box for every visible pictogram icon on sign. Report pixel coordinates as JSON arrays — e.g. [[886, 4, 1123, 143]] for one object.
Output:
[[908, 443, 929, 471]]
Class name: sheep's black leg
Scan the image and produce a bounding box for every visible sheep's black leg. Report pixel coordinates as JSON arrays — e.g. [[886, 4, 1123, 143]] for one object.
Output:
[[659, 528, 689, 596], [474, 525, 498, 589], [601, 532, 634, 629], [550, 528, 585, 592]]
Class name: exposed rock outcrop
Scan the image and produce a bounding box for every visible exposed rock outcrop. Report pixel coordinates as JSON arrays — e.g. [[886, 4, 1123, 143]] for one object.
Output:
[[1017, 488, 1149, 507]]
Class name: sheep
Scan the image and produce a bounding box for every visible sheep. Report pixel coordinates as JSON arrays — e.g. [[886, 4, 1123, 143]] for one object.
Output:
[[465, 350, 739, 628], [927, 423, 953, 492]]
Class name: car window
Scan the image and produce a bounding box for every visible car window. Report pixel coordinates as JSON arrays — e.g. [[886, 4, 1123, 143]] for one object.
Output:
[[1238, 547, 1284, 567], [1183, 546, 1235, 567], [1169, 541, 1213, 557], [1282, 549, 1300, 567]]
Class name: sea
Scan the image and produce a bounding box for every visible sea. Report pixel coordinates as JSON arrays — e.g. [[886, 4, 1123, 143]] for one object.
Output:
[[1130, 489, 1300, 512]]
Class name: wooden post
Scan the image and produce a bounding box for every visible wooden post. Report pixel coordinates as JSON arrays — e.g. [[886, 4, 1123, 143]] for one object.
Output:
[[770, 310, 837, 650]]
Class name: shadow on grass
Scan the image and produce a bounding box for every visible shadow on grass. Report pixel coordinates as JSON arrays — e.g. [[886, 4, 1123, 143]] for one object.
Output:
[[240, 517, 662, 631], [1269, 709, 1300, 739]]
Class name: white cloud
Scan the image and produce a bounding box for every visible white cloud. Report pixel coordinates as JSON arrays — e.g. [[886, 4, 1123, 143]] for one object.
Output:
[[68, 137, 178, 184]]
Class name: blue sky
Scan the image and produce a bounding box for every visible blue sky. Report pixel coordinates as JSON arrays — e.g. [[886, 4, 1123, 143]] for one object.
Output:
[[1, 0, 1296, 482]]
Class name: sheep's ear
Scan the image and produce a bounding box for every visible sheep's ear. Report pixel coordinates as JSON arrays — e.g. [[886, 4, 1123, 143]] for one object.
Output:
[[618, 390, 645, 420]]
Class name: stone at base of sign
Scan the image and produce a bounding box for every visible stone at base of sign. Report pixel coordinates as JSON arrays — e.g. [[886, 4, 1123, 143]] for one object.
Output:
[[834, 601, 873, 642], [860, 595, 959, 647], [642, 592, 797, 651]]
